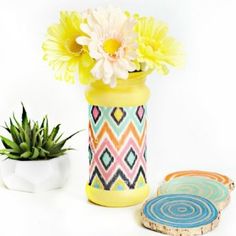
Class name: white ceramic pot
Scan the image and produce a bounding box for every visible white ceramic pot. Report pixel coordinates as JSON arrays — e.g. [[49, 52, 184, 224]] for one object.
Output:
[[0, 155, 70, 192]]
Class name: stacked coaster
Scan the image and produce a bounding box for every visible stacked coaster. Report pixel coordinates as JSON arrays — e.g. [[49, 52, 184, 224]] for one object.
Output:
[[165, 170, 235, 191], [157, 176, 230, 210], [141, 170, 234, 236]]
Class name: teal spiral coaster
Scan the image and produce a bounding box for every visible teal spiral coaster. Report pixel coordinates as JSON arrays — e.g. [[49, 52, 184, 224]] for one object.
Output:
[[157, 176, 230, 211], [141, 194, 220, 235]]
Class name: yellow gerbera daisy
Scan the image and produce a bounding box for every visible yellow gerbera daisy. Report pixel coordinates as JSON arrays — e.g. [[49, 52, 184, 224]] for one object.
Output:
[[135, 17, 184, 75], [42, 11, 94, 84]]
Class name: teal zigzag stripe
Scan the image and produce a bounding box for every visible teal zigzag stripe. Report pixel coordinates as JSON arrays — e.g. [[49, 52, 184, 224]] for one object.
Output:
[[89, 105, 147, 137]]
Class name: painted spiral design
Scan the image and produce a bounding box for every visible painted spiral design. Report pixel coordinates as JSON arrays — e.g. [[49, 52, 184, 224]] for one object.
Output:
[[158, 177, 230, 210], [142, 194, 219, 229], [164, 170, 235, 191]]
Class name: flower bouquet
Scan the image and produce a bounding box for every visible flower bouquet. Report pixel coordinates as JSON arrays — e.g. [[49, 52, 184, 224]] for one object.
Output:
[[43, 6, 183, 207]]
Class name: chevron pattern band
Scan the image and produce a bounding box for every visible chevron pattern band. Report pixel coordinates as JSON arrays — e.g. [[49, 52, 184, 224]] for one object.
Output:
[[88, 105, 147, 191]]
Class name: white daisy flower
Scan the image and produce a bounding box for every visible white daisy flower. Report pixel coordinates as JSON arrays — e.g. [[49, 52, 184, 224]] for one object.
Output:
[[77, 6, 138, 87]]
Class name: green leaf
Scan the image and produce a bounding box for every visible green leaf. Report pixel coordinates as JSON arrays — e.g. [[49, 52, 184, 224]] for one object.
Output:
[[31, 147, 39, 159], [32, 123, 43, 147], [45, 124, 61, 148], [54, 132, 64, 143], [20, 142, 30, 151], [61, 130, 82, 143], [13, 113, 26, 141], [27, 121, 32, 136], [48, 130, 81, 154], [9, 119, 21, 144], [39, 147, 49, 154], [5, 153, 21, 159], [23, 129, 31, 147], [1, 139, 11, 149], [20, 104, 32, 140], [48, 124, 61, 141], [36, 133, 43, 148], [40, 116, 45, 129], [13, 113, 21, 129], [20, 151, 32, 158], [45, 139, 54, 149], [39, 151, 45, 158], [41, 116, 49, 141], [48, 152, 65, 158], [39, 147, 48, 158], [0, 136, 21, 153], [3, 122, 10, 133], [19, 130, 25, 143], [31, 122, 37, 147], [21, 103, 28, 128], [15, 116, 30, 146], [48, 148, 74, 158], [0, 149, 15, 155], [59, 130, 82, 145]]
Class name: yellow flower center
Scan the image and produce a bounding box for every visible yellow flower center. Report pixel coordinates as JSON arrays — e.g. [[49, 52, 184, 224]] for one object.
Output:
[[66, 38, 83, 55], [103, 38, 121, 55]]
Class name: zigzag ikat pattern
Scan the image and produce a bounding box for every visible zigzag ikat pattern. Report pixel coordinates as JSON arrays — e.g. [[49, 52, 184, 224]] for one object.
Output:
[[88, 105, 147, 191]]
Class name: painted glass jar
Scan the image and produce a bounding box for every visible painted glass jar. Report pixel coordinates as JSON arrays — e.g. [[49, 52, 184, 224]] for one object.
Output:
[[85, 71, 150, 207]]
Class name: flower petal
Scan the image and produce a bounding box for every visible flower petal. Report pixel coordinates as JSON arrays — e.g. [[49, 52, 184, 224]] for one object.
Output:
[[103, 60, 113, 83], [91, 59, 104, 79], [80, 23, 92, 36], [113, 63, 129, 79], [135, 16, 184, 73], [76, 36, 90, 45], [42, 12, 83, 83], [89, 42, 103, 60]]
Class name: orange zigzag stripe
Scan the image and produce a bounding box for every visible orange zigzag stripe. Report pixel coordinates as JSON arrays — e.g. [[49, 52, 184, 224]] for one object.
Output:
[[89, 120, 147, 151]]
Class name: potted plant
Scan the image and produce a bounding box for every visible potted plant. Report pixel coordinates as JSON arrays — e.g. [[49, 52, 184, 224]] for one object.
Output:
[[42, 7, 183, 206], [0, 104, 80, 192]]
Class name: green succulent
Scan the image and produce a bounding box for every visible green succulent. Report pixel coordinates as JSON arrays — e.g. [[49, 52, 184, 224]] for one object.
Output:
[[0, 104, 80, 160]]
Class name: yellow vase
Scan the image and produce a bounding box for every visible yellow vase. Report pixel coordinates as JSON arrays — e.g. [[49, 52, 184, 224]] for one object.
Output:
[[85, 71, 150, 207]]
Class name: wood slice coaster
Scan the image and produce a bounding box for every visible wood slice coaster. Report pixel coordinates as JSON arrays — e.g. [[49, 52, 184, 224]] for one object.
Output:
[[157, 177, 230, 211], [164, 170, 235, 191], [141, 194, 220, 236]]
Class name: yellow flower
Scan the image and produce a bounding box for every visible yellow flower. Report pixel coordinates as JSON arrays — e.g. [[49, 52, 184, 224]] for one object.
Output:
[[42, 11, 95, 84], [135, 17, 184, 75]]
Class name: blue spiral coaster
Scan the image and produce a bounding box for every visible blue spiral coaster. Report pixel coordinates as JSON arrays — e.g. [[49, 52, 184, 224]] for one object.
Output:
[[142, 194, 220, 235]]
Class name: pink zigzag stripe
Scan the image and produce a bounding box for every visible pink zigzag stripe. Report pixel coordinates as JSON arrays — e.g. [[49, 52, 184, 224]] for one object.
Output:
[[95, 132, 147, 168], [89, 136, 146, 183], [118, 138, 146, 181], [89, 138, 119, 181]]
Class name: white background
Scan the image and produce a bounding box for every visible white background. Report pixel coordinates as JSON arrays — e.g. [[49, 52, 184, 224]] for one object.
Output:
[[0, 0, 236, 235]]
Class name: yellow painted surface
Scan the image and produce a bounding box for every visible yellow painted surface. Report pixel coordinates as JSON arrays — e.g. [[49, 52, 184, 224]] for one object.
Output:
[[86, 71, 151, 207], [86, 183, 150, 207], [85, 71, 151, 107]]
